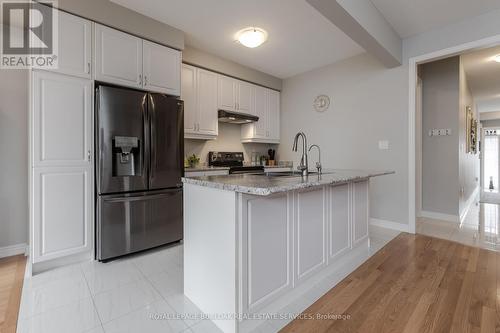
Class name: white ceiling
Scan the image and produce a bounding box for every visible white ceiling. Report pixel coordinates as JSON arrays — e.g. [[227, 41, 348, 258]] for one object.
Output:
[[109, 0, 364, 78], [462, 46, 500, 113], [370, 0, 500, 38]]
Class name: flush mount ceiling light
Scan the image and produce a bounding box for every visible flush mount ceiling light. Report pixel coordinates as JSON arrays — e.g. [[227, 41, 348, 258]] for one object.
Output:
[[235, 27, 268, 48], [494, 54, 500, 63]]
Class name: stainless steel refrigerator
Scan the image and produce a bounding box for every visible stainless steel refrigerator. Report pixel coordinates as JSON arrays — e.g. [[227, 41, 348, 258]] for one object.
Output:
[[95, 85, 184, 261]]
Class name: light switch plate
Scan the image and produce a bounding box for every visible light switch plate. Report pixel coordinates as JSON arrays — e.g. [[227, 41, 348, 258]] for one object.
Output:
[[378, 140, 389, 150]]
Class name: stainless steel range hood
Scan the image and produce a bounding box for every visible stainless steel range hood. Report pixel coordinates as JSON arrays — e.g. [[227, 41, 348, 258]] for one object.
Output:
[[218, 110, 259, 124]]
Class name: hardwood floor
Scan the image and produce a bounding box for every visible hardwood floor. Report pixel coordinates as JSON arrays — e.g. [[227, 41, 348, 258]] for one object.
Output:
[[0, 255, 26, 333], [281, 233, 499, 333]]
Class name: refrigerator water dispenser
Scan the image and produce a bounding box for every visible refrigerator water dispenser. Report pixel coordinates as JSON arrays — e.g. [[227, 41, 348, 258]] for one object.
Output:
[[113, 136, 140, 176]]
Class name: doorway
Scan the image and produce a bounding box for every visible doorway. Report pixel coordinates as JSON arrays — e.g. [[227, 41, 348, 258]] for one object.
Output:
[[482, 127, 500, 204]]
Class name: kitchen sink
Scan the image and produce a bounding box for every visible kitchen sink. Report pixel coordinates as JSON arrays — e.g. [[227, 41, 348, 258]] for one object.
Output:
[[260, 171, 332, 177]]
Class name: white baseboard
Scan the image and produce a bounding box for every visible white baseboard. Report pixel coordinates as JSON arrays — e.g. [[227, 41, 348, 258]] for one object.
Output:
[[370, 218, 409, 232], [420, 210, 459, 223], [0, 243, 27, 259], [460, 187, 479, 224]]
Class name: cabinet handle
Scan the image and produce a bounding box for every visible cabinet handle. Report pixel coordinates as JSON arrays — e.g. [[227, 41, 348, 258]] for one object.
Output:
[[144, 75, 148, 86], [87, 62, 91, 74], [139, 74, 143, 85], [87, 150, 91, 162]]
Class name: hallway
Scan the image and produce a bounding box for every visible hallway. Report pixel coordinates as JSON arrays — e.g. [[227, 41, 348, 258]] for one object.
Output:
[[417, 201, 500, 252]]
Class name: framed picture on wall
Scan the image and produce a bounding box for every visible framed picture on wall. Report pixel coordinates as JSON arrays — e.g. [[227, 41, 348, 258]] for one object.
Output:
[[466, 106, 477, 154]]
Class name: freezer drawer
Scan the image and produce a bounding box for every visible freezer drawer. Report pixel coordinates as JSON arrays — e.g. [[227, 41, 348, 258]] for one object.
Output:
[[97, 189, 183, 261]]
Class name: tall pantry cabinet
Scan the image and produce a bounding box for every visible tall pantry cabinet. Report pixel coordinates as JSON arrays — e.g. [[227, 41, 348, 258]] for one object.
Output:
[[30, 11, 94, 265]]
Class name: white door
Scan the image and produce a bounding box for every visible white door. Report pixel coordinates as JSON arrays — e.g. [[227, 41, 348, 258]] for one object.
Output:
[[295, 188, 327, 283], [268, 90, 280, 141], [352, 181, 369, 245], [329, 184, 351, 261], [32, 167, 93, 263], [143, 41, 181, 96], [218, 75, 236, 111], [32, 71, 92, 167], [181, 64, 198, 135], [237, 81, 253, 113], [50, 11, 92, 79], [197, 69, 218, 136], [95, 24, 143, 89], [253, 86, 268, 138]]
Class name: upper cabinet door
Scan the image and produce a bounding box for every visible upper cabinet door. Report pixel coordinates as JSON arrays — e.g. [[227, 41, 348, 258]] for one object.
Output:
[[197, 69, 218, 136], [237, 81, 253, 113], [181, 64, 198, 135], [50, 11, 91, 79], [32, 71, 92, 168], [143, 41, 181, 96], [268, 90, 280, 141], [218, 75, 236, 111], [253, 86, 268, 139], [95, 24, 143, 89]]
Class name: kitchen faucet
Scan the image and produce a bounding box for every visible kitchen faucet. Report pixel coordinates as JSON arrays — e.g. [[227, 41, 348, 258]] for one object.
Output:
[[308, 144, 322, 174], [292, 132, 309, 176]]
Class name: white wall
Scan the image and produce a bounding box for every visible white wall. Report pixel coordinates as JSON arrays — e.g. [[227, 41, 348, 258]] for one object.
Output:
[[421, 57, 460, 216], [0, 70, 28, 248], [185, 123, 277, 165], [459, 58, 480, 217], [279, 53, 408, 224], [280, 8, 500, 227]]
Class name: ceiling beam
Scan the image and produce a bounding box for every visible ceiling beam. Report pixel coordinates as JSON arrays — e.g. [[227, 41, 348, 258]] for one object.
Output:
[[306, 0, 402, 68]]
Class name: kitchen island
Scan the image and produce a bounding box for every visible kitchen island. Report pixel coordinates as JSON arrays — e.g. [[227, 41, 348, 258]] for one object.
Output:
[[182, 170, 393, 333]]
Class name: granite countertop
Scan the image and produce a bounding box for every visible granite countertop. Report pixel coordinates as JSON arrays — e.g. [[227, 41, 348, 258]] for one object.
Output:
[[182, 169, 395, 196], [184, 166, 230, 172]]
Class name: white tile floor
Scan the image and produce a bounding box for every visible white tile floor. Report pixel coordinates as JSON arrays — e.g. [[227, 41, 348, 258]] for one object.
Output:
[[417, 201, 500, 252], [17, 226, 400, 333]]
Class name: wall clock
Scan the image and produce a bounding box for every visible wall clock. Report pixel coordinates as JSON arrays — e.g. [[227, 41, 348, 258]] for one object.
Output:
[[313, 95, 330, 112]]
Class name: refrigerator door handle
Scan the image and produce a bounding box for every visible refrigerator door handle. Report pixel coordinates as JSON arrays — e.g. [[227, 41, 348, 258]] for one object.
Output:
[[149, 94, 157, 183], [103, 191, 179, 203], [142, 94, 150, 184]]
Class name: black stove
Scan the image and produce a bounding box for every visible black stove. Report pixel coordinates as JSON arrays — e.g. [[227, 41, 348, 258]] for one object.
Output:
[[208, 152, 264, 175]]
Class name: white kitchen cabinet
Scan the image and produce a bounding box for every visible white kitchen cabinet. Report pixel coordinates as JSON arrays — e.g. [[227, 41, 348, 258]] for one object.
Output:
[[31, 70, 94, 265], [294, 188, 327, 283], [95, 24, 143, 89], [95, 24, 181, 94], [182, 64, 197, 135], [197, 69, 218, 135], [43, 11, 92, 79], [32, 71, 92, 168], [267, 89, 280, 141], [32, 167, 93, 263], [236, 81, 253, 113], [241, 87, 280, 144], [218, 75, 253, 113], [182, 64, 218, 139], [252, 86, 267, 139], [218, 75, 236, 111], [143, 40, 181, 96], [352, 181, 369, 246], [329, 184, 351, 261]]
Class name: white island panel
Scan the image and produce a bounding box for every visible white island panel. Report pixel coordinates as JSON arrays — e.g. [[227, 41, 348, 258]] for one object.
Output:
[[183, 183, 238, 333]]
